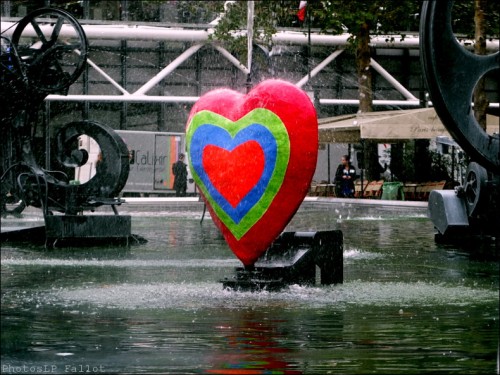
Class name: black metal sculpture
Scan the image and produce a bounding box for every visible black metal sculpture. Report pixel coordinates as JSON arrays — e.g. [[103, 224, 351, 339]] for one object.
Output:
[[1, 8, 131, 245], [420, 1, 499, 249], [222, 230, 344, 291]]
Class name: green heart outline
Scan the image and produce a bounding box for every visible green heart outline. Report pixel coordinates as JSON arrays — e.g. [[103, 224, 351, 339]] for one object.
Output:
[[186, 108, 291, 239]]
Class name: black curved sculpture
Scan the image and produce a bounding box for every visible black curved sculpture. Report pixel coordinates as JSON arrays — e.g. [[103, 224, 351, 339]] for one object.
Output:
[[1, 8, 131, 245], [420, 1, 499, 249]]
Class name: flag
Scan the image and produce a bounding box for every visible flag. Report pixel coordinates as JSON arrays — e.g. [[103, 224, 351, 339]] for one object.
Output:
[[297, 1, 307, 22]]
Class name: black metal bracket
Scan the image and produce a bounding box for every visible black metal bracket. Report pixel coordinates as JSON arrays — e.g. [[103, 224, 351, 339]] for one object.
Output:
[[221, 230, 343, 291]]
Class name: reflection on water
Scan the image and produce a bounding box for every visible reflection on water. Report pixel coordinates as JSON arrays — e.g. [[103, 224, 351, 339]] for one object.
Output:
[[1, 203, 498, 374]]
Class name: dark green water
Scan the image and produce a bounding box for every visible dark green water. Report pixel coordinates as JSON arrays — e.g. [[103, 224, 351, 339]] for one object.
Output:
[[1, 202, 498, 374]]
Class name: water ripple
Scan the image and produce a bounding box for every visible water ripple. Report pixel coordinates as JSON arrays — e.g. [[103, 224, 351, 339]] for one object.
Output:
[[38, 281, 498, 311]]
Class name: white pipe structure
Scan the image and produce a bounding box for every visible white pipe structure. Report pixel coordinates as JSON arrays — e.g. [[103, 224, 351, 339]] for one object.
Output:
[[247, 1, 254, 74], [320, 100, 500, 109], [320, 99, 421, 106], [46, 95, 200, 103], [2, 21, 498, 51], [46, 96, 498, 109], [2, 20, 497, 107], [45, 96, 424, 107], [134, 43, 203, 95], [74, 49, 130, 95], [212, 45, 250, 75], [296, 49, 344, 88], [370, 58, 418, 101]]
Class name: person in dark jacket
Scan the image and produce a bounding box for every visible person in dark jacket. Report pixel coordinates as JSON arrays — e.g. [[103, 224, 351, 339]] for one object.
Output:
[[172, 153, 188, 197], [334, 154, 356, 198]]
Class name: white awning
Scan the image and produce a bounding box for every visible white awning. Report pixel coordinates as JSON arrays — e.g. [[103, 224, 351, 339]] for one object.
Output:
[[318, 108, 499, 143]]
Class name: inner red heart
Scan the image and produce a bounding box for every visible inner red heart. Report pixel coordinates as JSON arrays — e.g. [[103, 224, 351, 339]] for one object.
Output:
[[202, 141, 265, 208]]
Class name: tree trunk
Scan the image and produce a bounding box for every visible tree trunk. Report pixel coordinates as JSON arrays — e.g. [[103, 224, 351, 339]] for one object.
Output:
[[357, 22, 372, 113], [357, 22, 380, 181], [473, 0, 488, 130]]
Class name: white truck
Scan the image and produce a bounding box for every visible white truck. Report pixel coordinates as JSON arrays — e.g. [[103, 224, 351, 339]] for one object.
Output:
[[76, 130, 195, 195]]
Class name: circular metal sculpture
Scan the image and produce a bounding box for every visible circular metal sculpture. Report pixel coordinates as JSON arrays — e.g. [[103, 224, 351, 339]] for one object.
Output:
[[11, 7, 88, 93], [422, 1, 499, 247], [463, 161, 489, 217], [55, 121, 130, 204], [1, 8, 129, 220], [420, 0, 499, 174]]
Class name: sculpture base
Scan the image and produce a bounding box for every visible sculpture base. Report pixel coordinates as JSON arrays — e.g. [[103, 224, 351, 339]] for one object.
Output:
[[45, 214, 132, 247], [221, 230, 343, 292]]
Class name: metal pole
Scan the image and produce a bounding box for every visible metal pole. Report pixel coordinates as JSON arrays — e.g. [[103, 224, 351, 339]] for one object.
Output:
[[451, 146, 455, 182], [74, 49, 130, 95], [327, 144, 331, 184], [307, 2, 311, 84], [213, 45, 250, 75], [370, 58, 418, 100], [46, 95, 200, 103], [2, 22, 496, 50], [44, 101, 51, 170], [296, 49, 343, 88], [120, 40, 128, 130], [134, 44, 204, 95], [246, 1, 254, 93], [320, 99, 421, 106]]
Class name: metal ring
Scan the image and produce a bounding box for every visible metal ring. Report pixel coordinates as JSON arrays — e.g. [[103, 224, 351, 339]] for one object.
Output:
[[11, 7, 88, 93], [55, 120, 130, 200], [420, 0, 499, 173]]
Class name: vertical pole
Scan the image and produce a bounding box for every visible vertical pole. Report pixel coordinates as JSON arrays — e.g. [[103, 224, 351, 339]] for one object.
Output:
[[195, 45, 202, 96], [327, 144, 331, 184], [83, 50, 89, 120], [158, 41, 166, 131], [120, 40, 127, 130], [451, 146, 456, 182], [246, 1, 254, 94], [44, 101, 51, 170], [307, 2, 311, 85], [360, 140, 365, 198]]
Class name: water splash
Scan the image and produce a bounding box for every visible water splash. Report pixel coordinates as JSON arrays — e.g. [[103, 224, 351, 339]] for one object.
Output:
[[1, 258, 240, 268], [27, 280, 498, 311]]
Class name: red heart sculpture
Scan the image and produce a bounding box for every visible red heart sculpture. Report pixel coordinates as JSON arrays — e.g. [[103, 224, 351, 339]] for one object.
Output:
[[186, 79, 318, 266]]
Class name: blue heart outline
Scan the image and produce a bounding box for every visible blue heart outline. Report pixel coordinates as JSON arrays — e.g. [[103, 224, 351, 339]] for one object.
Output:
[[189, 123, 277, 224]]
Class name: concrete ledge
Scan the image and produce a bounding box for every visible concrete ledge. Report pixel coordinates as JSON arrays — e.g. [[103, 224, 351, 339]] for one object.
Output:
[[304, 196, 428, 208], [122, 195, 426, 209], [1, 196, 428, 231], [122, 197, 200, 204]]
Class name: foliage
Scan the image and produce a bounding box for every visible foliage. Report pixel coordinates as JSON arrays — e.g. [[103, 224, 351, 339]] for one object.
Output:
[[177, 1, 223, 24], [316, 0, 419, 43], [428, 146, 469, 184], [205, 1, 494, 181], [391, 141, 469, 183], [208, 0, 420, 54], [452, 0, 500, 38], [209, 1, 299, 59]]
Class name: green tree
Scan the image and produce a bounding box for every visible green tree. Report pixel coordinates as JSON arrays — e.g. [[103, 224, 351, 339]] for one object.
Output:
[[452, 0, 499, 130], [315, 0, 419, 180], [212, 1, 419, 180], [209, 1, 298, 61], [208, 1, 497, 181]]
